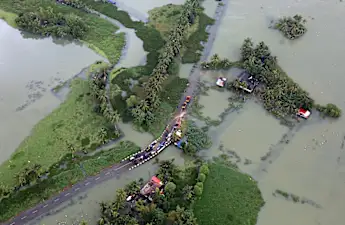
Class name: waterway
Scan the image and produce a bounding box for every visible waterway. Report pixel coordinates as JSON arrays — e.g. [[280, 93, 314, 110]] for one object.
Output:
[[197, 0, 345, 225]]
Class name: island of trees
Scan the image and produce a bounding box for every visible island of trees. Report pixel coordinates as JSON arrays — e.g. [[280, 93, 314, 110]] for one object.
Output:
[[201, 38, 341, 121], [273, 14, 307, 40]]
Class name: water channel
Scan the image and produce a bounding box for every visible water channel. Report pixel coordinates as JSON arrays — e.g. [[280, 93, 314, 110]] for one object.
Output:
[[2, 0, 345, 224]]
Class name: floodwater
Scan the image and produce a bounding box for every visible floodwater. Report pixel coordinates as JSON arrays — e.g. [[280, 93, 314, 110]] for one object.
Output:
[[197, 0, 345, 224], [0, 20, 105, 164]]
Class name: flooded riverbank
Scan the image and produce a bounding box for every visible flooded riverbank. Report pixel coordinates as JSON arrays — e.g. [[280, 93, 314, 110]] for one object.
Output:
[[0, 20, 105, 164], [197, 0, 345, 224]]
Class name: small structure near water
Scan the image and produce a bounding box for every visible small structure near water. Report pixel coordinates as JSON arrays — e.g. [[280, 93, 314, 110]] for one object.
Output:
[[297, 108, 311, 119], [237, 72, 259, 93], [216, 77, 227, 87]]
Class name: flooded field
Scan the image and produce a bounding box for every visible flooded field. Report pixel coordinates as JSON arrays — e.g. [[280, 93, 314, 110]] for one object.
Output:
[[2, 0, 345, 223], [0, 20, 105, 164], [198, 0, 345, 224]]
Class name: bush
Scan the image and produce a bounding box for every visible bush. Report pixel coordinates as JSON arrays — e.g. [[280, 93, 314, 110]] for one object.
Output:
[[198, 173, 206, 183], [316, 103, 342, 118], [194, 184, 203, 196], [199, 164, 209, 176], [274, 14, 307, 40]]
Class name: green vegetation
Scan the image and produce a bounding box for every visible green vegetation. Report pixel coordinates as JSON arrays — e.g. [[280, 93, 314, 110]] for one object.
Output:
[[194, 160, 264, 225], [315, 103, 341, 118], [98, 159, 208, 224], [0, 141, 140, 222], [98, 158, 263, 225], [0, 8, 17, 27], [149, 3, 214, 63], [274, 14, 307, 40], [201, 38, 341, 120], [182, 120, 212, 155], [0, 78, 120, 189], [182, 12, 214, 63], [0, 0, 125, 63], [201, 53, 238, 70], [130, 0, 200, 127]]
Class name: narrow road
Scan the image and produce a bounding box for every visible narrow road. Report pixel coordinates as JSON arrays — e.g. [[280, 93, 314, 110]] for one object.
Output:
[[2, 1, 229, 224]]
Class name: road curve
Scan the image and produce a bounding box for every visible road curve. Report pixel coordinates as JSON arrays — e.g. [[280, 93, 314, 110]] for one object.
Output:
[[2, 1, 229, 224]]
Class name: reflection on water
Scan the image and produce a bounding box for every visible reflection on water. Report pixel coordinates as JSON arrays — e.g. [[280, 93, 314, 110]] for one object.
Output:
[[0, 20, 105, 164]]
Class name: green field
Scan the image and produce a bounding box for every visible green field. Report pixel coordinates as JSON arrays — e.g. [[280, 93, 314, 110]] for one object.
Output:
[[0, 79, 119, 188], [194, 162, 265, 225], [0, 0, 125, 63], [0, 141, 139, 222]]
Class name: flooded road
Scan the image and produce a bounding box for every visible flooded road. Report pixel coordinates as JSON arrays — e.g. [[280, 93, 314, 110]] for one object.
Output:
[[198, 0, 345, 224], [35, 135, 187, 225], [0, 20, 105, 164]]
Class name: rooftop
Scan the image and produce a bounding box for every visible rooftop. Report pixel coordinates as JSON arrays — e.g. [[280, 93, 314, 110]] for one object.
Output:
[[237, 72, 259, 93]]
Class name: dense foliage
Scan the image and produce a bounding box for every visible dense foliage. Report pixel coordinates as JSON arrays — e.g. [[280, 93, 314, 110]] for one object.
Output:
[[274, 14, 307, 40], [131, 0, 200, 128], [15, 6, 88, 38], [182, 121, 212, 156], [316, 103, 341, 118], [98, 160, 209, 225], [194, 159, 264, 225], [241, 38, 314, 118], [0, 141, 140, 222], [200, 53, 236, 70]]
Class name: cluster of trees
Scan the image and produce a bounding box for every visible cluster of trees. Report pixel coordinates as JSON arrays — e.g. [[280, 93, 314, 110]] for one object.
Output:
[[89, 66, 121, 132], [239, 38, 315, 118], [273, 14, 307, 40], [200, 54, 234, 70], [98, 160, 210, 225], [0, 163, 44, 200], [15, 6, 88, 39], [56, 0, 93, 13], [130, 0, 200, 127], [315, 103, 341, 118]]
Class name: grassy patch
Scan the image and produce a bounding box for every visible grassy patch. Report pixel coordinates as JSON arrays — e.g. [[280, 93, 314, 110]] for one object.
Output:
[[0, 141, 139, 222], [148, 4, 187, 39], [0, 79, 118, 188], [194, 161, 265, 225], [0, 0, 125, 63], [0, 8, 17, 27], [182, 13, 214, 63]]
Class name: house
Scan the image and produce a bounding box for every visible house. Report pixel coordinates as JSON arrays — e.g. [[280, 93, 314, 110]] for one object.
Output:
[[297, 108, 311, 119], [237, 72, 259, 93], [140, 176, 163, 196], [216, 77, 227, 87]]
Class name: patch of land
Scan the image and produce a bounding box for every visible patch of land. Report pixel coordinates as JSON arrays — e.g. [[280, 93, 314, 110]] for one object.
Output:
[[0, 141, 139, 222], [0, 79, 119, 188], [0, 0, 125, 63], [193, 159, 265, 225]]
